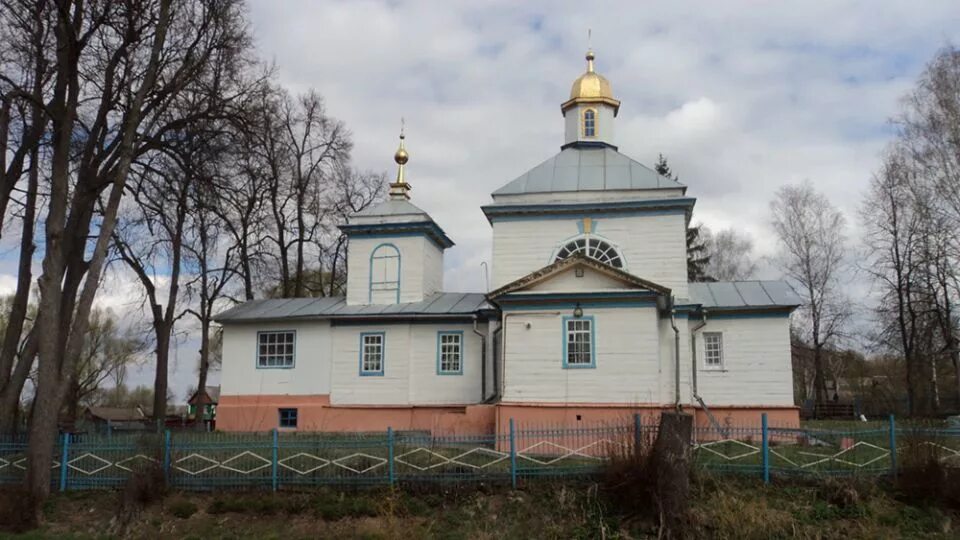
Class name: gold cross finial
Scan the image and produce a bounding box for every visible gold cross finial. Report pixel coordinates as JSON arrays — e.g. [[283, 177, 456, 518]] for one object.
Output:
[[391, 118, 411, 199]]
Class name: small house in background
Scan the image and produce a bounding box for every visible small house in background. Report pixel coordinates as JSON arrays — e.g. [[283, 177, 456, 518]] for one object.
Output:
[[82, 406, 150, 433], [187, 386, 219, 426]]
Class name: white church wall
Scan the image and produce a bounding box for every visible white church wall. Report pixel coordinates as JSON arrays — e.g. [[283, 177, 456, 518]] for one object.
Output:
[[692, 316, 794, 407], [330, 322, 484, 406], [657, 315, 692, 405], [500, 306, 661, 404], [220, 320, 333, 397], [526, 266, 635, 293], [422, 241, 444, 297], [491, 212, 688, 297], [330, 323, 412, 405], [346, 235, 443, 305], [408, 322, 485, 404], [564, 103, 616, 144]]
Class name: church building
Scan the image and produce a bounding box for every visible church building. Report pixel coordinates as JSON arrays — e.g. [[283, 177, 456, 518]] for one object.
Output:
[[215, 49, 801, 434]]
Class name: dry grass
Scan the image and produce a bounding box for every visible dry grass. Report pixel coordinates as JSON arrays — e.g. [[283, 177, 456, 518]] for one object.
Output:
[[4, 475, 959, 539]]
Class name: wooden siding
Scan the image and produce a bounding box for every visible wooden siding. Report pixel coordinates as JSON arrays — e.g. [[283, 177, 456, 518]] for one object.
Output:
[[526, 265, 636, 292], [330, 322, 486, 406], [491, 213, 688, 296], [345, 235, 444, 305], [693, 317, 794, 406], [501, 307, 662, 403], [220, 321, 333, 396]]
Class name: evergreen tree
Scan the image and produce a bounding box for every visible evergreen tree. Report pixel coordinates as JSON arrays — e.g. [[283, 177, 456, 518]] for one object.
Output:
[[655, 154, 713, 281]]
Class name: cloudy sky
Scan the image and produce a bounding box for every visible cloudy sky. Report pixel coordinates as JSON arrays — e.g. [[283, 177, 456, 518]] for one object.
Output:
[[10, 1, 960, 401]]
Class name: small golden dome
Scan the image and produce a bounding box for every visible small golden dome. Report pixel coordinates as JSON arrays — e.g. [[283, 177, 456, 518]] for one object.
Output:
[[569, 49, 614, 100], [394, 134, 408, 165], [561, 49, 621, 115]]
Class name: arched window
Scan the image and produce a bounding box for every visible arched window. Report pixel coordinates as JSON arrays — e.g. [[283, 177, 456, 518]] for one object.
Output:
[[369, 243, 400, 303], [554, 236, 623, 268], [582, 109, 596, 138]]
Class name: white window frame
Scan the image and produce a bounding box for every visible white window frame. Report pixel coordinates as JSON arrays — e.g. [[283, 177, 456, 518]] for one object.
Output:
[[554, 235, 625, 269], [257, 330, 296, 369], [703, 332, 724, 370], [360, 332, 385, 376]]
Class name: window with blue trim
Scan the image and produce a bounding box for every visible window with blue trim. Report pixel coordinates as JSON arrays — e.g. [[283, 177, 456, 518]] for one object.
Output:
[[361, 333, 385, 375], [370, 244, 400, 303], [279, 408, 298, 428], [565, 317, 594, 367], [258, 331, 295, 368], [437, 332, 463, 374]]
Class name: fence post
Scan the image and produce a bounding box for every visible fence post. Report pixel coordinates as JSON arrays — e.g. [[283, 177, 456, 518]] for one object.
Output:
[[509, 418, 517, 489], [888, 414, 897, 478], [387, 427, 395, 486], [163, 430, 171, 485], [761, 413, 769, 484], [59, 433, 70, 492], [107, 420, 113, 440], [633, 413, 642, 454], [271, 428, 279, 492]]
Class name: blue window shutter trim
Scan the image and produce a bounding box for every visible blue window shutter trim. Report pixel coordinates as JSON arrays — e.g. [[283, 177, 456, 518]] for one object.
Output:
[[561, 315, 596, 369], [359, 331, 386, 376], [255, 330, 297, 369], [436, 330, 465, 375]]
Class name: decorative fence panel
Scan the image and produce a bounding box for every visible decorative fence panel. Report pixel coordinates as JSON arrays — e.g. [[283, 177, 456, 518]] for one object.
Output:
[[2, 415, 959, 492]]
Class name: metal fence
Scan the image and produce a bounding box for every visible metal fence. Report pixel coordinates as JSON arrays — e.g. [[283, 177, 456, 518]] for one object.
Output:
[[2, 415, 959, 491]]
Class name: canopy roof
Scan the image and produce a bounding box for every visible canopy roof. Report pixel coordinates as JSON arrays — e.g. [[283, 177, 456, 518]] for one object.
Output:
[[492, 145, 685, 197], [215, 293, 495, 323], [686, 281, 802, 310]]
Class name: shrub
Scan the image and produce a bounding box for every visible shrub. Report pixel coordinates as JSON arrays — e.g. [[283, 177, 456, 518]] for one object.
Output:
[[167, 498, 198, 519], [117, 464, 165, 523]]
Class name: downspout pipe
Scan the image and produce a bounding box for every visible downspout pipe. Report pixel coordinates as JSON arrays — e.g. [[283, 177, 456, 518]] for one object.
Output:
[[472, 316, 487, 402], [485, 325, 503, 403], [690, 309, 708, 401], [670, 298, 681, 411]]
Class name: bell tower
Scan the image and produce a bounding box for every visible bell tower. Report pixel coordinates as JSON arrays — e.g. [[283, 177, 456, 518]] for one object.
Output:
[[339, 125, 454, 305], [561, 49, 620, 148]]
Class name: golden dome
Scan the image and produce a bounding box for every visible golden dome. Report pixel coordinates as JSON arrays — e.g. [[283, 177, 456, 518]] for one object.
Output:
[[561, 49, 620, 115], [394, 134, 408, 165], [569, 50, 613, 100]]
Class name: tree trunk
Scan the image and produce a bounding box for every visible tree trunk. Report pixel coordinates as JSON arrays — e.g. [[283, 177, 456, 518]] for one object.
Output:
[[152, 326, 171, 429], [813, 345, 826, 407], [197, 316, 210, 407], [0, 141, 38, 398], [0, 335, 37, 435], [650, 412, 693, 537]]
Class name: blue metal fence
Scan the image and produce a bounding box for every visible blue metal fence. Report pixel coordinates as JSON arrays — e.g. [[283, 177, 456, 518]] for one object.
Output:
[[2, 415, 959, 491]]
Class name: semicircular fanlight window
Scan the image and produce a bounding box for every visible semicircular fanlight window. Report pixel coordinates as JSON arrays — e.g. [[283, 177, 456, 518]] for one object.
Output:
[[554, 236, 623, 268]]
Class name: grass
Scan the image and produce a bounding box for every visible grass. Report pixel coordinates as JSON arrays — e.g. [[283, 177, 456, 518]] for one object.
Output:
[[2, 475, 957, 539]]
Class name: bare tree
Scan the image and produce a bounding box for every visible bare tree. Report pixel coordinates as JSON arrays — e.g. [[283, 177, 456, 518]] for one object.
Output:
[[771, 180, 850, 406], [64, 309, 145, 423], [861, 151, 928, 414], [895, 45, 960, 409], [0, 0, 49, 435], [21, 0, 252, 503], [701, 227, 758, 281]]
